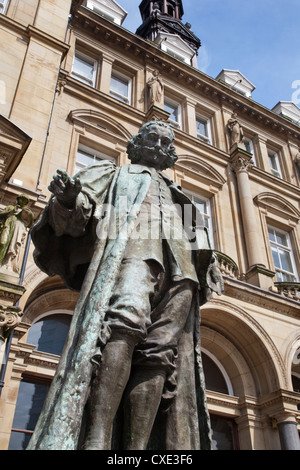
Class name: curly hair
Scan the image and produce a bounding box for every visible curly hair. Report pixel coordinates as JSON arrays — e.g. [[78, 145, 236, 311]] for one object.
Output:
[[126, 121, 178, 170]]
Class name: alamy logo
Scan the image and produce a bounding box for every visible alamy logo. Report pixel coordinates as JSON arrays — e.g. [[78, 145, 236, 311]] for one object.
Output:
[[291, 80, 300, 105]]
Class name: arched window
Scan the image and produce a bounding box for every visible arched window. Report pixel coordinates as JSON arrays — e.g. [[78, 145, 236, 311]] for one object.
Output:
[[202, 351, 233, 395], [26, 313, 72, 356], [292, 347, 300, 393]]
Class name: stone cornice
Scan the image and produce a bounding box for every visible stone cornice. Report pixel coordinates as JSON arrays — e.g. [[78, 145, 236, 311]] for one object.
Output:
[[71, 7, 300, 143], [0, 15, 69, 57], [222, 276, 300, 318]]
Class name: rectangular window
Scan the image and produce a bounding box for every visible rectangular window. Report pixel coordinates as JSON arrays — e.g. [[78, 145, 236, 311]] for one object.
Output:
[[268, 226, 298, 282], [185, 191, 214, 248], [268, 151, 282, 178], [8, 379, 50, 450], [164, 98, 182, 129], [196, 116, 212, 144], [244, 138, 256, 165], [0, 0, 9, 14], [110, 71, 132, 105], [75, 144, 115, 174], [71, 51, 97, 87]]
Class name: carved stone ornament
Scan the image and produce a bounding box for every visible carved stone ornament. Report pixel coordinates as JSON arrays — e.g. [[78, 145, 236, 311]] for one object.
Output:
[[231, 156, 253, 174], [0, 305, 22, 341]]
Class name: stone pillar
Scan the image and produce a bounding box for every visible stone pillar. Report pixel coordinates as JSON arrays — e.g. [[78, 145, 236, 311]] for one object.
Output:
[[99, 54, 114, 95], [0, 305, 23, 367], [276, 415, 300, 450], [231, 145, 275, 288]]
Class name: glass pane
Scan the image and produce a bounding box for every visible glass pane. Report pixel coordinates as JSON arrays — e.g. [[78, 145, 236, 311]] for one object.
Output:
[[73, 55, 94, 83], [8, 380, 50, 450], [276, 232, 288, 247], [27, 314, 71, 356], [268, 228, 275, 242], [76, 150, 95, 167], [194, 199, 207, 215], [164, 102, 178, 122], [8, 431, 32, 451], [271, 245, 280, 269], [279, 248, 293, 273], [110, 75, 128, 98], [196, 119, 207, 136], [11, 381, 49, 431], [211, 415, 236, 450], [202, 353, 229, 395]]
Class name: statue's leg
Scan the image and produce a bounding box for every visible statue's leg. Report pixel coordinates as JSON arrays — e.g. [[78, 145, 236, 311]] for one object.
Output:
[[82, 333, 137, 450], [123, 367, 166, 450], [82, 258, 159, 450], [123, 279, 195, 450]]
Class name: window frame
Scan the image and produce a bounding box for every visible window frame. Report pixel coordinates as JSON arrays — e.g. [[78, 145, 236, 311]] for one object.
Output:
[[9, 376, 51, 450], [268, 149, 282, 178], [164, 97, 182, 130], [244, 137, 256, 165], [110, 69, 132, 105], [71, 50, 98, 88], [196, 115, 212, 145], [0, 0, 9, 14], [267, 225, 299, 282], [75, 143, 115, 174], [184, 190, 214, 248]]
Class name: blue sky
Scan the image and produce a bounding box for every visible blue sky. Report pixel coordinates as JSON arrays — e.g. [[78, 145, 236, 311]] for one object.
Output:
[[122, 0, 300, 111]]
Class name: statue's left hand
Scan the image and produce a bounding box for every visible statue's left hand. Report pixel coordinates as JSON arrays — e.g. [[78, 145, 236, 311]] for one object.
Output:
[[48, 169, 82, 209]]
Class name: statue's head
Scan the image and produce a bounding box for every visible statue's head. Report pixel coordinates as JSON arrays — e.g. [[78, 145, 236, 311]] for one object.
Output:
[[127, 121, 178, 170], [16, 194, 29, 207]]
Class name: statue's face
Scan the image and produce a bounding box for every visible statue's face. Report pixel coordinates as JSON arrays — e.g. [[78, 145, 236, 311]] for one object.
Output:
[[138, 125, 174, 169]]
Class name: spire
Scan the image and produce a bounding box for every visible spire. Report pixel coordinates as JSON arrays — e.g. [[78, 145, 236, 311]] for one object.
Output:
[[136, 1, 200, 65]]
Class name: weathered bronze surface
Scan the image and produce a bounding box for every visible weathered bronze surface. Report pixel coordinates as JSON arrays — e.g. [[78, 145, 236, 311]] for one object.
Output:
[[28, 121, 223, 450]]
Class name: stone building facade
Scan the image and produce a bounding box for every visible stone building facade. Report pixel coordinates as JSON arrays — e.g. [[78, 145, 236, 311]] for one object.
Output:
[[0, 0, 299, 450]]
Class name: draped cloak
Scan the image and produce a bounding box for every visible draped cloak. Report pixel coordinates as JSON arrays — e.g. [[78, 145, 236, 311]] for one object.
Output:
[[27, 160, 223, 450]]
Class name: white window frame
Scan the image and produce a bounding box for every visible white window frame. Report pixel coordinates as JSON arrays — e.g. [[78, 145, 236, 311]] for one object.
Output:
[[0, 0, 9, 14], [75, 143, 115, 174], [268, 150, 282, 178], [244, 137, 256, 165], [185, 190, 214, 248], [110, 70, 132, 105], [196, 115, 212, 145], [268, 225, 298, 282], [71, 51, 97, 87], [164, 97, 182, 130]]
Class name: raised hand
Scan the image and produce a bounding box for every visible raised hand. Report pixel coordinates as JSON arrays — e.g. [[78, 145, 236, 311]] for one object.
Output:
[[48, 169, 82, 209]]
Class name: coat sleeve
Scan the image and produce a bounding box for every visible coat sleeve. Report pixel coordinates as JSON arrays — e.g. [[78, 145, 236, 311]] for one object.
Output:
[[48, 192, 93, 238], [31, 161, 116, 290]]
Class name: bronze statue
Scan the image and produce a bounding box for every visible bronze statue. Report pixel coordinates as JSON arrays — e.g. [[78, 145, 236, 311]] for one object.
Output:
[[0, 195, 33, 273], [28, 121, 223, 451]]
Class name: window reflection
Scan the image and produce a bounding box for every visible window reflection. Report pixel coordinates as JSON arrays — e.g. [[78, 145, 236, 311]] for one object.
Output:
[[8, 380, 50, 450], [26, 314, 71, 356]]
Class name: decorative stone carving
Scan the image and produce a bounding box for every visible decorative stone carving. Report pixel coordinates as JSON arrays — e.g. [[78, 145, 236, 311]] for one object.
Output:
[[147, 70, 164, 106], [0, 305, 22, 341], [0, 195, 33, 277], [231, 155, 253, 174], [227, 113, 245, 148]]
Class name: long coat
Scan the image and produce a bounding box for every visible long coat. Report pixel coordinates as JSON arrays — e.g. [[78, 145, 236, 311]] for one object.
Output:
[[27, 161, 222, 450]]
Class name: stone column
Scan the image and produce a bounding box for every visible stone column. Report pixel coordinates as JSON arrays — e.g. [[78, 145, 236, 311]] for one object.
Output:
[[99, 53, 114, 95], [276, 414, 300, 450], [231, 145, 275, 288]]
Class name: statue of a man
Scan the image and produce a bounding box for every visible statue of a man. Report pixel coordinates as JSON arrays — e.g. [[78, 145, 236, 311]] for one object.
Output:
[[28, 121, 223, 451], [227, 113, 244, 147]]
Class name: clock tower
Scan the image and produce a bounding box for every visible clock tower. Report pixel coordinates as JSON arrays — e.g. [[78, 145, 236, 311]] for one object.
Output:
[[136, 0, 201, 66]]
